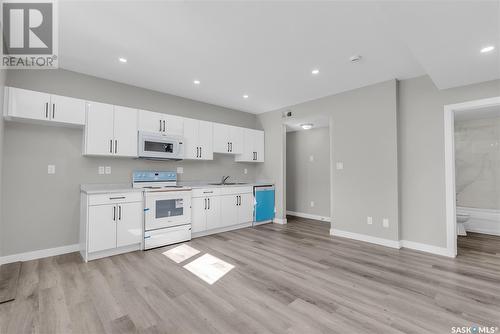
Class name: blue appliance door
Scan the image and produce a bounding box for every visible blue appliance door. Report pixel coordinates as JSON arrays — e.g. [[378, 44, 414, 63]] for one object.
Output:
[[254, 186, 275, 223]]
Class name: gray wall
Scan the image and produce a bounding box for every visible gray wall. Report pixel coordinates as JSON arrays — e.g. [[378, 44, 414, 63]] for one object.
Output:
[[261, 80, 400, 241], [286, 128, 330, 217], [1, 69, 258, 256], [455, 117, 500, 210], [398, 76, 500, 247], [0, 70, 6, 256]]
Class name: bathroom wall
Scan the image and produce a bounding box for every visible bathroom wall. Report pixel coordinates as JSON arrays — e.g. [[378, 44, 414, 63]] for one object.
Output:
[[455, 116, 500, 210]]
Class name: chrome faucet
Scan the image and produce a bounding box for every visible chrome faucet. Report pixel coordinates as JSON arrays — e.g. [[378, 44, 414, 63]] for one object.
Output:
[[221, 175, 231, 185]]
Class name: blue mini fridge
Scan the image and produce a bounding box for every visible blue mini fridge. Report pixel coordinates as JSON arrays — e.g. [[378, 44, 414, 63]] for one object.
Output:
[[254, 185, 275, 225]]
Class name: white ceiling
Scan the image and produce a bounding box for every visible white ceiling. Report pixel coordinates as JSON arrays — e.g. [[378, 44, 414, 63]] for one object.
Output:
[[59, 1, 500, 114], [285, 114, 330, 132]]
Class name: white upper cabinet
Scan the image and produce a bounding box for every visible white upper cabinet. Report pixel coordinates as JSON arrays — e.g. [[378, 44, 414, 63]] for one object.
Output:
[[235, 128, 265, 162], [213, 123, 243, 154], [84, 102, 138, 157], [138, 110, 183, 136], [183, 118, 213, 160], [4, 87, 85, 126]]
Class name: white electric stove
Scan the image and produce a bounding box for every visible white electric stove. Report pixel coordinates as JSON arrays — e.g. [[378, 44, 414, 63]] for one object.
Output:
[[133, 171, 192, 250]]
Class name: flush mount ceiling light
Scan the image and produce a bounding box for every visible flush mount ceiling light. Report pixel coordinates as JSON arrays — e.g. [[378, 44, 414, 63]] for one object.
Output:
[[480, 46, 495, 53], [311, 69, 320, 75], [301, 123, 313, 130], [243, 94, 249, 99], [193, 80, 201, 85], [118, 57, 127, 63], [349, 55, 362, 63]]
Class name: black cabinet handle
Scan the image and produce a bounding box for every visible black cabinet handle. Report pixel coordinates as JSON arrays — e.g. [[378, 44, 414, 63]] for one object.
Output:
[[52, 103, 55, 119], [118, 205, 122, 220], [45, 102, 49, 118], [113, 206, 116, 221], [115, 140, 118, 154], [204, 198, 207, 210], [208, 198, 210, 210], [110, 140, 113, 153], [109, 196, 126, 200], [159, 120, 162, 131], [200, 147, 202, 158]]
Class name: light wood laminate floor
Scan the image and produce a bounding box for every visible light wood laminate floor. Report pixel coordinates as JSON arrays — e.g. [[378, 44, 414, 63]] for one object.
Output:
[[1, 216, 499, 334]]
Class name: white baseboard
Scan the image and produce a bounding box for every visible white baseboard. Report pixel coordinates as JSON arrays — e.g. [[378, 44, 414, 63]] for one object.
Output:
[[273, 217, 287, 225], [458, 206, 500, 236], [0, 244, 80, 265], [286, 210, 331, 223], [400, 240, 454, 258], [330, 229, 401, 249]]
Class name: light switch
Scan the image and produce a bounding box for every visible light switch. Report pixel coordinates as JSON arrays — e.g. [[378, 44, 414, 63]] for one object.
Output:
[[309, 155, 314, 162], [47, 165, 55, 174], [105, 166, 111, 175], [98, 166, 105, 175], [367, 216, 373, 225], [177, 167, 184, 174], [244, 168, 248, 175], [383, 218, 389, 228], [336, 162, 344, 170]]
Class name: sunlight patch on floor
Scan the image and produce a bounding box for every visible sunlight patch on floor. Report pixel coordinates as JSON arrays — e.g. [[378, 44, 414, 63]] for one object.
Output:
[[163, 244, 200, 263], [183, 254, 234, 285]]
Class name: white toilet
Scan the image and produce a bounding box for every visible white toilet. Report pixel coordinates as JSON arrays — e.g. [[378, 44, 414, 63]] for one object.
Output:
[[456, 213, 470, 236]]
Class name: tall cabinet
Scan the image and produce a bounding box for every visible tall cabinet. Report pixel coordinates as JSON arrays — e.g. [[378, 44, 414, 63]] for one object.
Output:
[[183, 118, 213, 160]]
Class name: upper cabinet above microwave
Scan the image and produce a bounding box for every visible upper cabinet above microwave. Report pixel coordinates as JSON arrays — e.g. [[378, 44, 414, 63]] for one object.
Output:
[[138, 110, 184, 136], [4, 87, 86, 126], [213, 123, 243, 154]]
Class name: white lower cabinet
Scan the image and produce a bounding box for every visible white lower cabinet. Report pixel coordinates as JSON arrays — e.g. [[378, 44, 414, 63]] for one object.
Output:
[[81, 191, 143, 261], [191, 186, 253, 237]]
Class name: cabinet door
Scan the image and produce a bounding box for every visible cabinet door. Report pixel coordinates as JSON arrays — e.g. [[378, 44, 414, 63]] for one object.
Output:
[[205, 196, 222, 230], [213, 123, 231, 153], [229, 126, 243, 154], [85, 102, 115, 155], [49, 94, 86, 125], [219, 195, 238, 229], [254, 130, 265, 162], [138, 110, 164, 133], [88, 204, 117, 252], [116, 202, 143, 247], [191, 197, 207, 233], [198, 120, 213, 160], [164, 114, 184, 136], [113, 106, 138, 157], [7, 87, 50, 121], [235, 128, 254, 162], [238, 193, 254, 224], [183, 118, 199, 160]]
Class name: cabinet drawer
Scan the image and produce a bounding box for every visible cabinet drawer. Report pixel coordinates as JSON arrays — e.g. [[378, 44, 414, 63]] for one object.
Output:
[[88, 192, 143, 206], [219, 186, 253, 196], [192, 188, 221, 198]]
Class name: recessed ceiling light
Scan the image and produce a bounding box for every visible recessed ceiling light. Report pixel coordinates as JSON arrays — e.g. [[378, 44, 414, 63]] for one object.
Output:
[[193, 80, 200, 85], [243, 94, 249, 99], [118, 57, 127, 63], [480, 46, 495, 53], [311, 69, 320, 75], [301, 123, 313, 130]]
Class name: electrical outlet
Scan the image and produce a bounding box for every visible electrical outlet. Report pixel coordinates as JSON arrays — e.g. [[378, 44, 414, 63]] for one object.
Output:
[[336, 162, 344, 170], [310, 201, 315, 207], [309, 155, 314, 162], [244, 168, 248, 175], [367, 216, 373, 225], [47, 165, 55, 174], [98, 166, 105, 175], [105, 166, 111, 175], [383, 218, 389, 228], [177, 167, 184, 174]]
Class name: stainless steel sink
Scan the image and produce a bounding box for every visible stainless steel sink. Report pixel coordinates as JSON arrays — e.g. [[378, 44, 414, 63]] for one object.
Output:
[[208, 182, 248, 186]]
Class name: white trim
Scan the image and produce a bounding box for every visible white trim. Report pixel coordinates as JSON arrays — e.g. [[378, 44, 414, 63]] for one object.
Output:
[[457, 206, 500, 236], [0, 244, 80, 265], [273, 217, 288, 225], [330, 229, 401, 249], [286, 210, 331, 222], [400, 240, 454, 258], [444, 97, 500, 258]]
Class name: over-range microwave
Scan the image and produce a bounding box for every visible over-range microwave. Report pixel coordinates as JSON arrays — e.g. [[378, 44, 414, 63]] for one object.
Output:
[[138, 131, 185, 160]]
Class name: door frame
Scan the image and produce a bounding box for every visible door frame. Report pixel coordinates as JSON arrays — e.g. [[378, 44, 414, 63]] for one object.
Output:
[[444, 96, 500, 257]]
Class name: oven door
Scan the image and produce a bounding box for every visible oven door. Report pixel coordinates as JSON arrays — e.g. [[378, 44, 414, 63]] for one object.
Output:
[[138, 132, 183, 159], [144, 191, 192, 231]]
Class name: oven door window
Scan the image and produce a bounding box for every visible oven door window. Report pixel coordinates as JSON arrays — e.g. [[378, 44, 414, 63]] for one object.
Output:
[[145, 141, 174, 153], [156, 198, 184, 218]]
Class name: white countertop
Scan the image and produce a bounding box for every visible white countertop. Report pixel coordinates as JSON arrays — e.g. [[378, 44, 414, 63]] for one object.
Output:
[[81, 181, 274, 194], [80, 183, 143, 195]]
